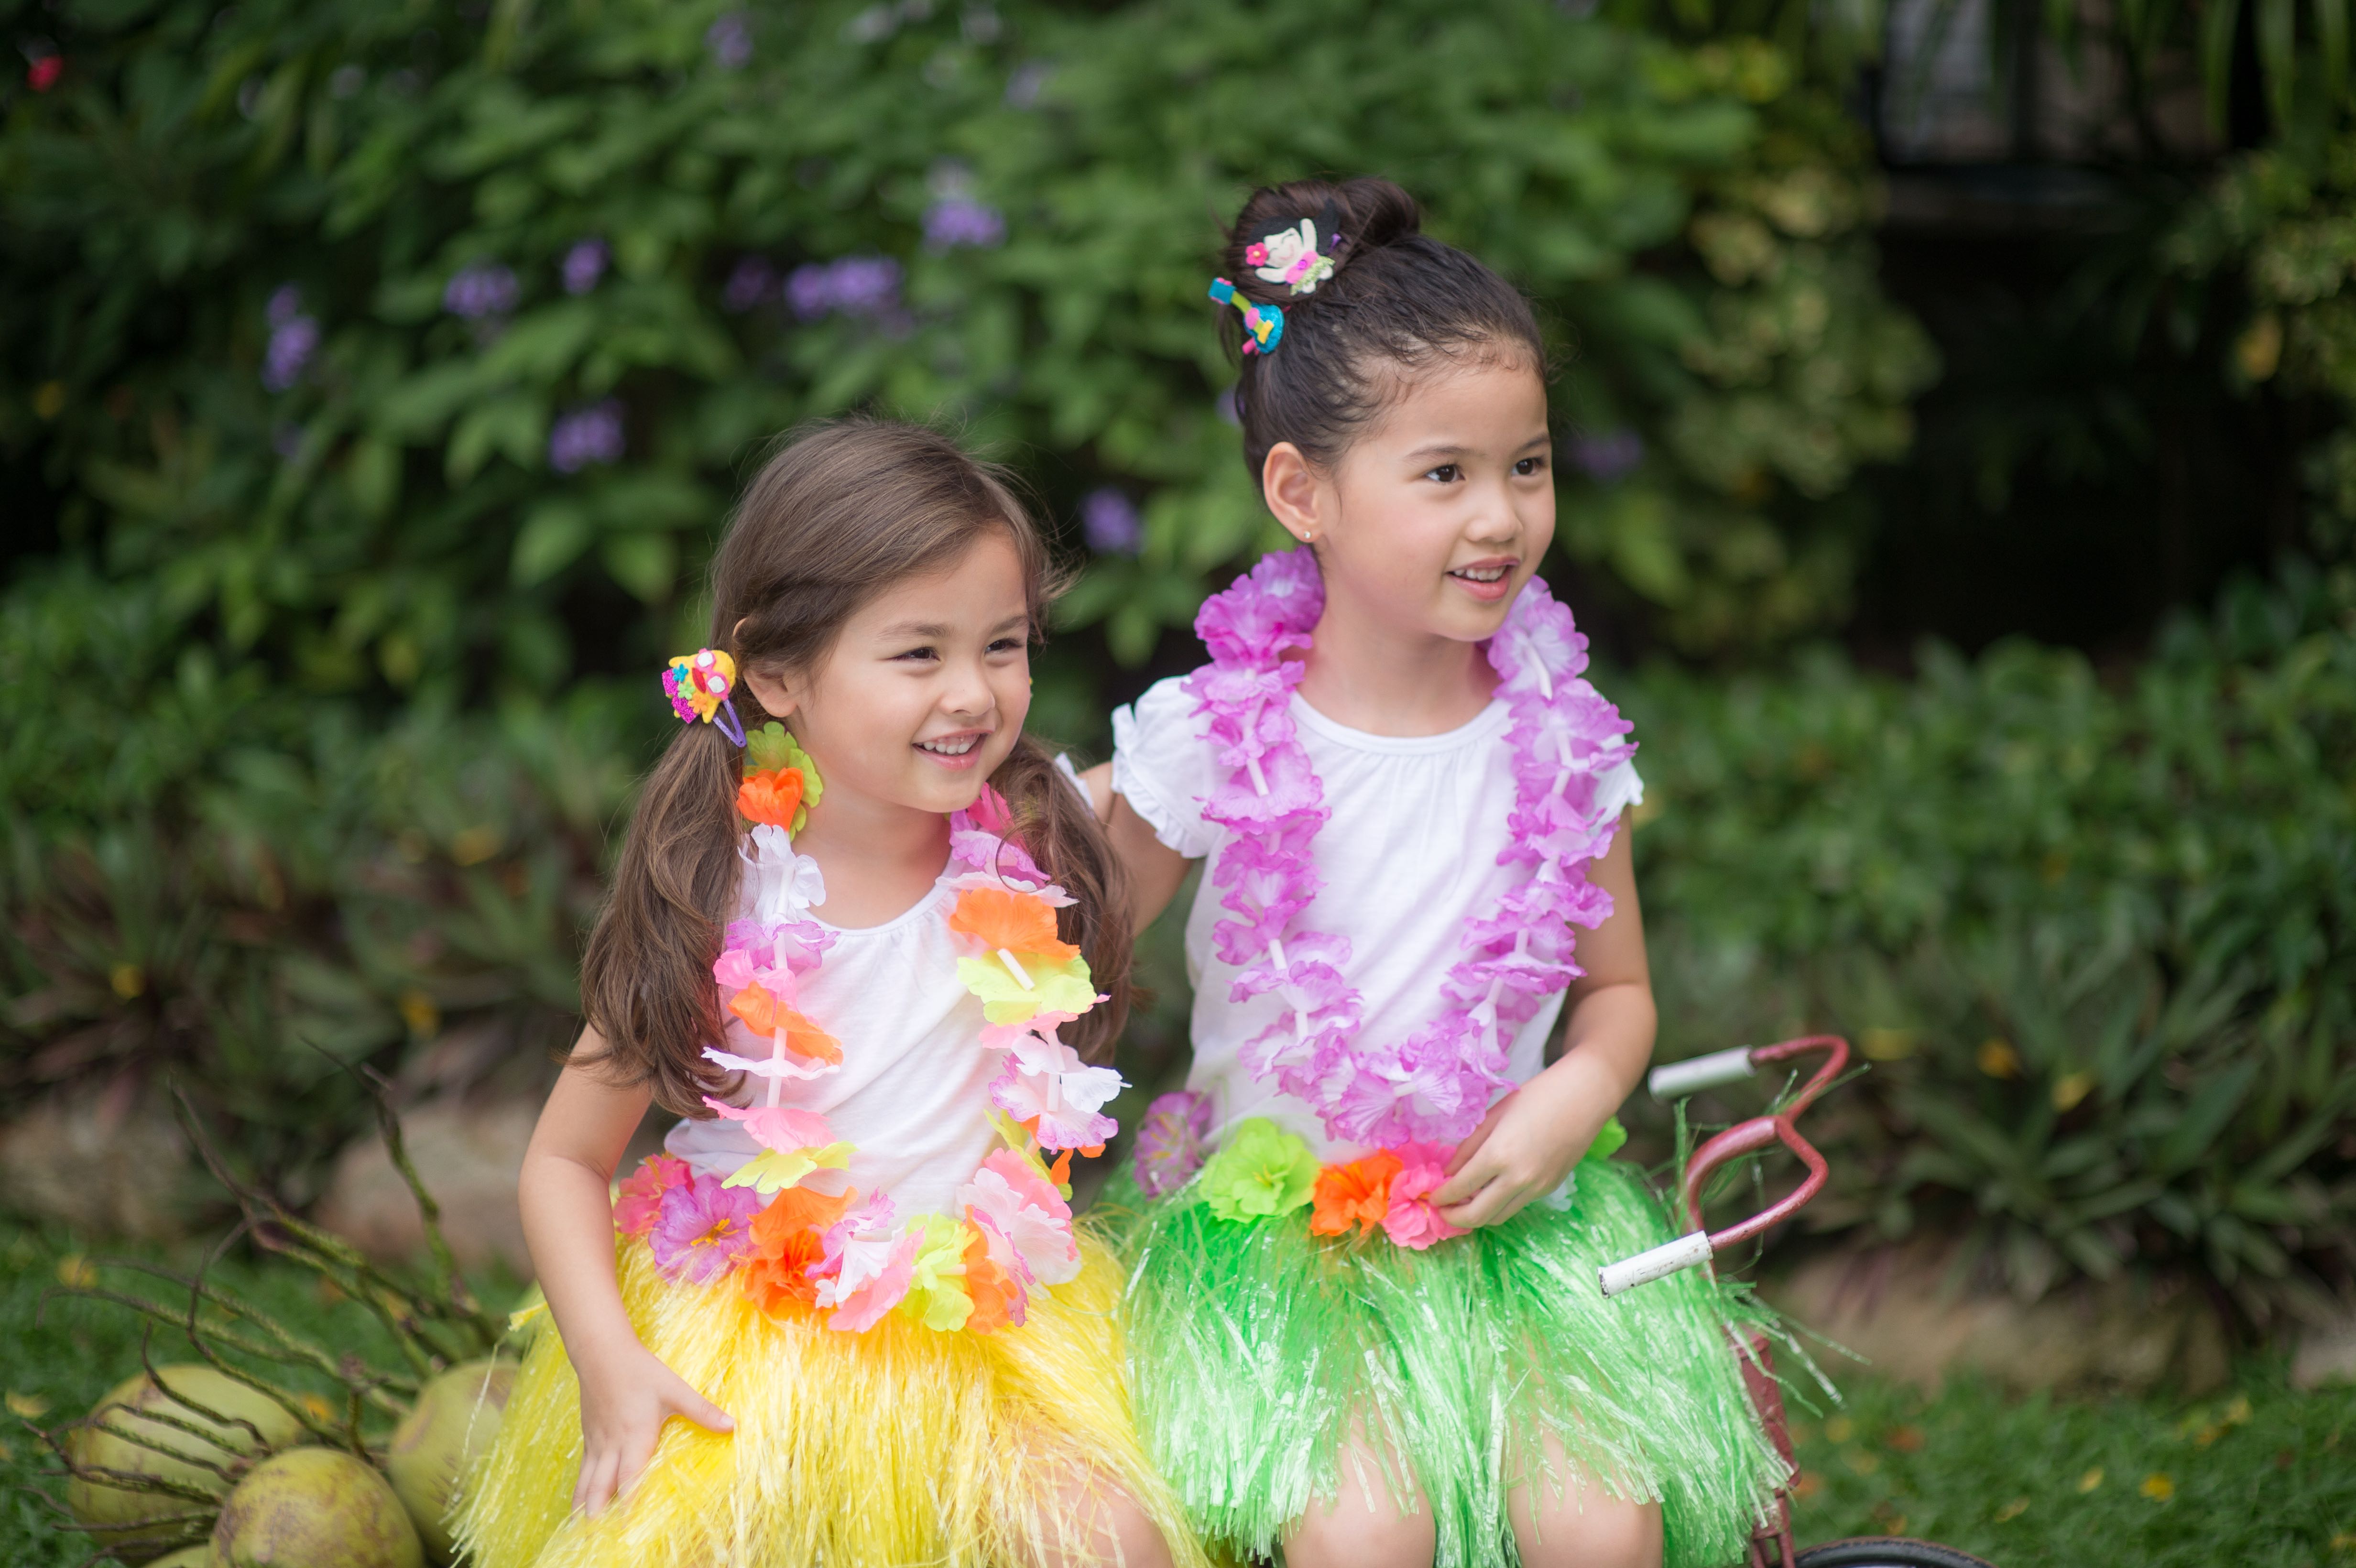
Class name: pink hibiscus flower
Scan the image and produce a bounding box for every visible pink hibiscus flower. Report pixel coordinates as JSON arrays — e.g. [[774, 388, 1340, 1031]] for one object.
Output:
[[1381, 1142, 1470, 1250], [648, 1173, 763, 1282], [613, 1154, 690, 1237]]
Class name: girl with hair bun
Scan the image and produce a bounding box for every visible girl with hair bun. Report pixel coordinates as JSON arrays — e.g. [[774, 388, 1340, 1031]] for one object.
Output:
[[457, 419, 1203, 1568], [1091, 180, 1788, 1568]]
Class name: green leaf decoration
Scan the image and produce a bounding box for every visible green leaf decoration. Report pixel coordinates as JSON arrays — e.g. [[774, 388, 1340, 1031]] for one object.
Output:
[[745, 722, 823, 832]]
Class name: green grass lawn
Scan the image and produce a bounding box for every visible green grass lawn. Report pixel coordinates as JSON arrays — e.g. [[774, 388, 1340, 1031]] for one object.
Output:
[[1784, 1364, 2356, 1566], [4, 1221, 2351, 1567]]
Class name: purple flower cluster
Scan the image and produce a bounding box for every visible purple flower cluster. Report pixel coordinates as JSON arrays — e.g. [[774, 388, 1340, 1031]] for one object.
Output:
[[705, 11, 753, 68], [262, 285, 318, 392], [924, 197, 1006, 251], [786, 255, 902, 321], [1568, 428, 1644, 483], [1080, 488, 1142, 555], [722, 255, 777, 312], [1184, 554, 1634, 1147], [548, 399, 625, 473], [562, 238, 609, 296], [648, 1172, 762, 1284], [1133, 1090, 1213, 1197], [1005, 60, 1051, 108], [444, 263, 519, 320]]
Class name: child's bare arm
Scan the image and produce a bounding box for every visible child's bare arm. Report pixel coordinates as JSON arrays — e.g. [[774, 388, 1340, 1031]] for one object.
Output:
[[524, 1042, 733, 1516], [1103, 788, 1198, 932], [1431, 817, 1657, 1228]]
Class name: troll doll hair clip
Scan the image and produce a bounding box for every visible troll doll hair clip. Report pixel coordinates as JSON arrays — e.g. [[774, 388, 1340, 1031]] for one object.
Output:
[[665, 648, 749, 746], [1208, 278, 1284, 355]]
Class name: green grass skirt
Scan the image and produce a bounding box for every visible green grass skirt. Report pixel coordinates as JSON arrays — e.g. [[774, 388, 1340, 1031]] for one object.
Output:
[[1097, 1157, 1789, 1567]]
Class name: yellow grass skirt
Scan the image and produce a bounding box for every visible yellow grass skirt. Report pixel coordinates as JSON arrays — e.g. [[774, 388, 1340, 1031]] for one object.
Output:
[[455, 1228, 1208, 1568]]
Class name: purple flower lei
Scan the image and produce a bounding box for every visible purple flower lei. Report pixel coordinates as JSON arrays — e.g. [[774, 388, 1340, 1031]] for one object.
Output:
[[1184, 550, 1636, 1147]]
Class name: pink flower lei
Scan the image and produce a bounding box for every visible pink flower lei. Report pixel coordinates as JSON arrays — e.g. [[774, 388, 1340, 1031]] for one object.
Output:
[[1184, 549, 1635, 1148]]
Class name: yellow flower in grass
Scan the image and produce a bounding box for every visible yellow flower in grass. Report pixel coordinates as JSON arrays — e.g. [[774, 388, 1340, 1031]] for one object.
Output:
[[1200, 1118, 1319, 1224]]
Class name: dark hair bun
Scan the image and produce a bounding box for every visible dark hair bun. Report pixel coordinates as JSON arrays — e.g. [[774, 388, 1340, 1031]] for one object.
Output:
[[1222, 177, 1422, 302], [1214, 177, 1544, 483]]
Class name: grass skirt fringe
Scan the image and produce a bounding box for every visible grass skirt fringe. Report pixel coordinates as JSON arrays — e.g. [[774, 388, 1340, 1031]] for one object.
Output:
[[455, 1227, 1208, 1568], [1099, 1158, 1789, 1568]]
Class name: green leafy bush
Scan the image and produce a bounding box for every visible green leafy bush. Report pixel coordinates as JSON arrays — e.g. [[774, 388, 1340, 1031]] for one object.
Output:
[[1630, 563, 2356, 1323], [3, 0, 1929, 701], [0, 0, 1929, 1183], [2169, 126, 2356, 566], [0, 556, 637, 1188]]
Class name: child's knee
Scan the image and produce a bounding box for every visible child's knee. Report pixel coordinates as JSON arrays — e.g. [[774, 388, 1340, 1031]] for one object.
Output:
[[1019, 1467, 1175, 1568], [1284, 1472, 1436, 1568], [1511, 1481, 1662, 1568]]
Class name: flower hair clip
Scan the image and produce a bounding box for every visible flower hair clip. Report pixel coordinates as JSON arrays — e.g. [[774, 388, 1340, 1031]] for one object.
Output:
[[665, 648, 749, 746], [1245, 217, 1342, 297], [1208, 278, 1284, 355]]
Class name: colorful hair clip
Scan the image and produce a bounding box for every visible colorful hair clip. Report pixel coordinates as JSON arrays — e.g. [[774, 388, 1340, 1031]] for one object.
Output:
[[665, 648, 748, 745], [1244, 218, 1339, 297], [1209, 278, 1284, 355]]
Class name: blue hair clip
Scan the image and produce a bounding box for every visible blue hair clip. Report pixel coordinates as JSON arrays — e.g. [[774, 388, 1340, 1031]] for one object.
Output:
[[1209, 277, 1284, 355]]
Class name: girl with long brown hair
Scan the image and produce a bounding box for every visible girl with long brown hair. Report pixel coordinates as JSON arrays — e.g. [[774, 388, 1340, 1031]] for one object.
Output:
[[457, 419, 1200, 1568]]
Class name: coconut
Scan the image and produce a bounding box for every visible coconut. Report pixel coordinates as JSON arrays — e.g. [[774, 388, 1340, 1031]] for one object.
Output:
[[210, 1447, 422, 1568], [384, 1359, 514, 1562], [65, 1365, 305, 1554]]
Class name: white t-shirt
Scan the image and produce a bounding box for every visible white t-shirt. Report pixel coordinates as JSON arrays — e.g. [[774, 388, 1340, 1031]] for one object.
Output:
[[1112, 678, 1642, 1163], [663, 865, 1003, 1219]]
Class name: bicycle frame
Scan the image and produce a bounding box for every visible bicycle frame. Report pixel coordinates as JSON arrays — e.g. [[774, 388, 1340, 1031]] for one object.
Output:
[[1597, 1034, 1851, 1568]]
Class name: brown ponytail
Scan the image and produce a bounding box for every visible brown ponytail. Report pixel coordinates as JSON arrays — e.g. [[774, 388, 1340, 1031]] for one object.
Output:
[[984, 734, 1132, 1066], [576, 419, 1133, 1113]]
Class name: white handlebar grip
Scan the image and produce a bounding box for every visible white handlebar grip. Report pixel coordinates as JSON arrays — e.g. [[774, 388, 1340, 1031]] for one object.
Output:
[[1597, 1230, 1714, 1297], [1648, 1046, 1756, 1100]]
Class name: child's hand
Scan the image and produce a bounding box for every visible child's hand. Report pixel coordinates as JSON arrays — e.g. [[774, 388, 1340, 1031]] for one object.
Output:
[[1430, 1054, 1617, 1229], [571, 1337, 735, 1517]]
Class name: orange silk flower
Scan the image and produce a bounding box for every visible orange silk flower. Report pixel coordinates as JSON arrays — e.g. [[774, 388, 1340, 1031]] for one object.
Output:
[[740, 1184, 857, 1315], [948, 886, 1079, 963], [960, 1226, 1024, 1335], [1309, 1151, 1404, 1238], [737, 767, 804, 828], [727, 982, 845, 1065]]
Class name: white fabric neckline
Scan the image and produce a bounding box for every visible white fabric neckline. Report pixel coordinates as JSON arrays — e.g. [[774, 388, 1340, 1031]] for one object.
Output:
[[802, 858, 956, 936], [1287, 692, 1513, 755]]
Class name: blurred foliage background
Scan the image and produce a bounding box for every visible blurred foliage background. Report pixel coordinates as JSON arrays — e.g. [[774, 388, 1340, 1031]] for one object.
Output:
[[1, 0, 2349, 1329]]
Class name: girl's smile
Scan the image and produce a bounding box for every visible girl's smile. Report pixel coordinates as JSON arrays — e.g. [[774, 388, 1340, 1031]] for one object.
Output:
[[1445, 555, 1521, 602], [914, 727, 992, 769]]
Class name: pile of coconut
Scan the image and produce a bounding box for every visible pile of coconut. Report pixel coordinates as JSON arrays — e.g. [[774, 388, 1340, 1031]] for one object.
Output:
[[33, 1096, 522, 1566], [62, 1359, 511, 1567]]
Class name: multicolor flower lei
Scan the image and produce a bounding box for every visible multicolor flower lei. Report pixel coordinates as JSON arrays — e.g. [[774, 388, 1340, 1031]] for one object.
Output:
[[612, 720, 1123, 1335], [1138, 1109, 1629, 1252], [1132, 550, 1634, 1246]]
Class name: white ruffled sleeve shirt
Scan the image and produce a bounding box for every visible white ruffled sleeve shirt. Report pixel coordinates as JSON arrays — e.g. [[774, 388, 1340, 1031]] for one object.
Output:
[[1112, 678, 1642, 1162]]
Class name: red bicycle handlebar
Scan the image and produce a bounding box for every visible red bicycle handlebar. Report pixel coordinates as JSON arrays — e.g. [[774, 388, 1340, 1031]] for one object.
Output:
[[1681, 1034, 1846, 1247], [1599, 1034, 1848, 1297]]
